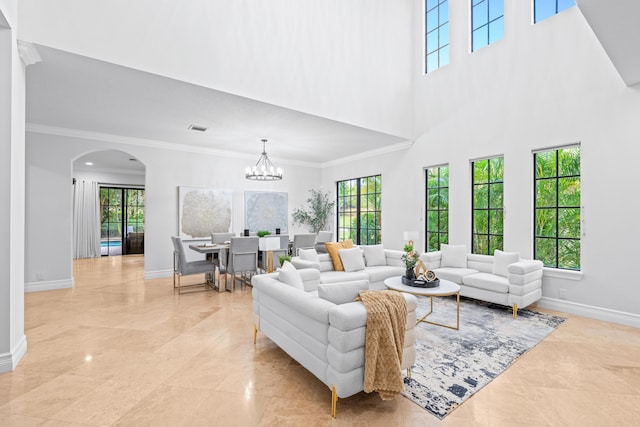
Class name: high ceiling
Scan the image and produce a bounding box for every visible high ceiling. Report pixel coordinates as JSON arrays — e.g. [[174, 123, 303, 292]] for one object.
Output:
[[26, 45, 410, 170]]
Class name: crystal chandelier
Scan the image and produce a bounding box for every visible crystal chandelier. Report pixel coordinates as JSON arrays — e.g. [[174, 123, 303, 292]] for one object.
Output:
[[245, 139, 283, 181]]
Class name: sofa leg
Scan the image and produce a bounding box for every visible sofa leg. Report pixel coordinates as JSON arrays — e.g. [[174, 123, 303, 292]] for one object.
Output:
[[331, 385, 337, 418], [406, 368, 412, 379], [512, 303, 518, 319], [253, 324, 257, 345]]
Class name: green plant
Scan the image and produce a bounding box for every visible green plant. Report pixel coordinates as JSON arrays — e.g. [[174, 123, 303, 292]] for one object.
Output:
[[278, 254, 292, 265], [401, 244, 419, 270], [292, 189, 336, 234], [256, 230, 271, 237]]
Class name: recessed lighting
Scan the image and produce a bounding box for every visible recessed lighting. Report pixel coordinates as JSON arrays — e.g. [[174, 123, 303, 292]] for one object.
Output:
[[188, 124, 208, 132], [129, 158, 137, 161], [84, 162, 93, 166]]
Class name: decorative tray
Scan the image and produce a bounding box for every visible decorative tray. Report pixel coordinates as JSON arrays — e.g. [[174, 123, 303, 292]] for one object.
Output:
[[402, 276, 440, 288]]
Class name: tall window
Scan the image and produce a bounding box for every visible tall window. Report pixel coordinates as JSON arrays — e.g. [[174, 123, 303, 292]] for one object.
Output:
[[534, 0, 575, 23], [100, 187, 145, 256], [425, 166, 449, 252], [337, 175, 382, 245], [425, 0, 449, 73], [472, 157, 504, 254], [534, 146, 580, 270], [471, 0, 504, 52]]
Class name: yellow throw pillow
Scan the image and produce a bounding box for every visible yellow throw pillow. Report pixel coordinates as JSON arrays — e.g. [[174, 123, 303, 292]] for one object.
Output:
[[325, 239, 354, 271]]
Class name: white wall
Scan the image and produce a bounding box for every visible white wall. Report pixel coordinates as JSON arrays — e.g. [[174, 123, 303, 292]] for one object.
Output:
[[25, 131, 320, 287], [323, 3, 640, 326], [73, 170, 145, 188], [0, 0, 27, 373], [18, 0, 414, 139]]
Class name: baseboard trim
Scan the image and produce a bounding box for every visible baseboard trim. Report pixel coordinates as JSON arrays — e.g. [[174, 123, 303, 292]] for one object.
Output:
[[0, 335, 28, 373], [538, 297, 640, 328], [145, 269, 173, 280], [25, 278, 74, 293]]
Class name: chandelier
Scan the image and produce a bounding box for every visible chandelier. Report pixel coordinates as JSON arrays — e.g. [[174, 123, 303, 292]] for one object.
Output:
[[245, 139, 283, 181]]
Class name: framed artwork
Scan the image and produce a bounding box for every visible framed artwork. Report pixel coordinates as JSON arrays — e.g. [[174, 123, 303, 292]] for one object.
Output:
[[244, 191, 288, 233], [178, 187, 232, 239]]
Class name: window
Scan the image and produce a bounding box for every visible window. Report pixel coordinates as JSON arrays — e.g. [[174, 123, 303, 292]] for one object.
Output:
[[472, 157, 504, 254], [100, 187, 145, 256], [337, 175, 382, 245], [534, 146, 580, 270], [534, 0, 575, 23], [425, 0, 449, 73], [425, 166, 449, 252], [471, 0, 504, 52]]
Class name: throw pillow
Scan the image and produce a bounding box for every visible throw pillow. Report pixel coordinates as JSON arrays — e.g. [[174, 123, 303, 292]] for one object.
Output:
[[339, 247, 366, 272], [299, 248, 319, 263], [325, 239, 354, 271], [492, 249, 520, 278], [318, 280, 369, 304], [362, 244, 387, 267], [440, 244, 467, 268], [278, 261, 304, 290]]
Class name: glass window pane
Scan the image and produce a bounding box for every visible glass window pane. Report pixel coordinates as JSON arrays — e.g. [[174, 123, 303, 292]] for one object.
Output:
[[558, 208, 580, 239], [489, 16, 504, 44], [488, 0, 503, 21], [536, 208, 557, 237], [489, 183, 503, 208], [439, 45, 450, 67], [440, 167, 449, 186], [472, 2, 488, 29], [427, 10, 439, 32], [426, 29, 439, 53], [427, 232, 439, 252], [489, 209, 504, 235], [558, 0, 576, 13], [536, 180, 556, 207], [474, 234, 489, 254], [427, 169, 438, 188], [474, 159, 489, 183], [439, 211, 449, 232], [440, 188, 449, 209], [535, 0, 555, 23], [559, 239, 580, 270], [474, 210, 489, 234], [439, 1, 449, 25], [439, 22, 449, 47], [536, 151, 557, 178], [489, 157, 503, 182], [427, 211, 439, 231], [427, 0, 439, 12], [558, 177, 580, 206], [426, 51, 439, 73], [474, 184, 489, 208], [536, 237, 557, 267], [473, 26, 488, 51], [489, 235, 503, 254], [559, 147, 580, 176]]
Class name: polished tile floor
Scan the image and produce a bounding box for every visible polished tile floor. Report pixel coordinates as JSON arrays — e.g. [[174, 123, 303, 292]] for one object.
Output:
[[1, 255, 639, 426]]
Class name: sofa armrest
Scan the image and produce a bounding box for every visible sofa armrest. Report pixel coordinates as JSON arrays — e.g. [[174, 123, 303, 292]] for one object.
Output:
[[383, 249, 404, 267], [254, 279, 334, 323], [508, 260, 543, 275], [291, 257, 321, 270], [420, 251, 442, 269]]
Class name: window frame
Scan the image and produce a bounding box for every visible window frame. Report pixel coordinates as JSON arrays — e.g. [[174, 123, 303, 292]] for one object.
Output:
[[533, 144, 581, 270], [425, 165, 449, 252], [471, 0, 504, 52], [471, 155, 504, 255], [534, 0, 576, 24], [336, 174, 382, 245], [425, 0, 450, 73]]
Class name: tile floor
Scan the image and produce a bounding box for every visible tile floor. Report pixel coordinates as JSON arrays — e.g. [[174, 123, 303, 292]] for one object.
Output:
[[1, 255, 639, 426]]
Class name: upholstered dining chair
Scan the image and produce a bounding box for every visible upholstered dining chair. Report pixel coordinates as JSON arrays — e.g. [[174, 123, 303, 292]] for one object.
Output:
[[226, 236, 259, 291], [211, 232, 235, 269], [315, 231, 333, 253], [171, 236, 217, 294], [292, 233, 317, 256]]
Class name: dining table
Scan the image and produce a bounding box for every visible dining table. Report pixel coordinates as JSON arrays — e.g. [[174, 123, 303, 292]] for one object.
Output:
[[189, 242, 230, 292]]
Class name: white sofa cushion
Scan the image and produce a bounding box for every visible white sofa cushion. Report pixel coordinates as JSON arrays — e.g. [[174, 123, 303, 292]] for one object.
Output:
[[299, 248, 320, 263], [362, 244, 387, 267], [492, 250, 520, 277], [319, 271, 369, 284], [441, 244, 467, 268], [463, 272, 510, 293], [433, 267, 479, 283], [318, 280, 369, 304], [339, 247, 366, 272], [278, 261, 304, 290]]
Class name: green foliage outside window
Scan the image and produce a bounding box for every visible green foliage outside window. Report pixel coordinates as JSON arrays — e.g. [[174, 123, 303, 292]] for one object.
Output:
[[337, 175, 381, 245], [535, 146, 580, 270], [426, 166, 449, 252], [472, 157, 504, 254]]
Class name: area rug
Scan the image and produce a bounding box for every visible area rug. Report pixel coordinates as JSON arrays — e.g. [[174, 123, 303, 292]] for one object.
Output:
[[402, 296, 565, 419]]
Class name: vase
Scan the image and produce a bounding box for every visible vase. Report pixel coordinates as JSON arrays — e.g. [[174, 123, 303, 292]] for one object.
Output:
[[405, 268, 415, 280]]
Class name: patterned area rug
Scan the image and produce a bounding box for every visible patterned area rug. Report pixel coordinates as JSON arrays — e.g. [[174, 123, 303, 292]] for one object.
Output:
[[402, 296, 565, 419]]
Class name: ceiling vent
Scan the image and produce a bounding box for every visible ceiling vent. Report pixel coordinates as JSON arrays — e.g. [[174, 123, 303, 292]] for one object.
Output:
[[188, 124, 208, 132]]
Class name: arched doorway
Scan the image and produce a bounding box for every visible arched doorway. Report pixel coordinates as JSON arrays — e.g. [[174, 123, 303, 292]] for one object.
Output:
[[72, 149, 146, 257]]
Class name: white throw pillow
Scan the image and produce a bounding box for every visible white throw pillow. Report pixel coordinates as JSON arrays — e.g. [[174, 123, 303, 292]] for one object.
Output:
[[492, 250, 520, 278], [362, 244, 387, 267], [278, 261, 304, 290], [338, 247, 366, 272], [440, 244, 467, 268], [318, 280, 369, 304], [298, 248, 319, 263]]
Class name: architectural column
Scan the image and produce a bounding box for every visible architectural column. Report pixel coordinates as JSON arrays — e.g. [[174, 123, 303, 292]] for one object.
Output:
[[0, 1, 28, 373]]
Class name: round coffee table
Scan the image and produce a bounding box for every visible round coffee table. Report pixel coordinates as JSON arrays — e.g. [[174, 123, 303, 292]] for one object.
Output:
[[384, 276, 460, 330]]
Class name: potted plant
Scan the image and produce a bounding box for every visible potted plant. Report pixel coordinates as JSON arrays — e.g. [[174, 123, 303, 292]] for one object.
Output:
[[402, 244, 419, 280], [256, 230, 271, 238], [278, 254, 292, 266], [292, 189, 336, 234]]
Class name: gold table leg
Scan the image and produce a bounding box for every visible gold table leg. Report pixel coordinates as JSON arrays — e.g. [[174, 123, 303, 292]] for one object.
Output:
[[416, 292, 460, 330]]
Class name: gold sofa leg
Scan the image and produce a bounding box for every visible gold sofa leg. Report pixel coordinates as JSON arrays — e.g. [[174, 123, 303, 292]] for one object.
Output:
[[406, 368, 412, 379], [512, 303, 518, 319], [253, 324, 257, 345], [331, 385, 337, 418]]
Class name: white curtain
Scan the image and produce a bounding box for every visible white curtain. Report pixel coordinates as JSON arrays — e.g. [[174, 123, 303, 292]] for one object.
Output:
[[73, 180, 101, 258]]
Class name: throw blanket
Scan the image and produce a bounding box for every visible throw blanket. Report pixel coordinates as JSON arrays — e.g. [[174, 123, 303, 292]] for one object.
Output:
[[355, 290, 407, 400]]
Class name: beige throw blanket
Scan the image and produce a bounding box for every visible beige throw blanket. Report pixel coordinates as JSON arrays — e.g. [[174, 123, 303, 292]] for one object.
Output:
[[355, 290, 407, 400]]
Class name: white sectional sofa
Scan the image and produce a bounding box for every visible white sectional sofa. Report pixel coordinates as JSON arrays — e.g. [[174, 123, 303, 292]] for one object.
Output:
[[290, 245, 406, 290], [420, 245, 544, 317], [252, 267, 417, 417]]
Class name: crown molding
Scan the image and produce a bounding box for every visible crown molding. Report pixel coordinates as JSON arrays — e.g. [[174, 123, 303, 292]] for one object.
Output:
[[26, 123, 320, 168], [320, 140, 414, 168], [17, 40, 42, 66], [74, 166, 145, 176]]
